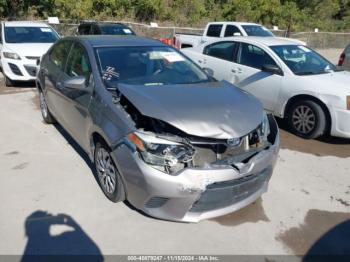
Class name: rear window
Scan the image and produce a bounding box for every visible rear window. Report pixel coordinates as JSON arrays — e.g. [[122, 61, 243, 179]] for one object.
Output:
[[99, 25, 135, 35], [206, 24, 223, 37], [241, 25, 274, 37], [4, 26, 59, 43]]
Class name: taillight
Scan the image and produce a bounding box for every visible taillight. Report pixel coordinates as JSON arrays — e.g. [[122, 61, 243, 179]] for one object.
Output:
[[338, 53, 345, 66]]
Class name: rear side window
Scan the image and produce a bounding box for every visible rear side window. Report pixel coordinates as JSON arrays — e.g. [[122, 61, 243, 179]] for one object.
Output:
[[237, 43, 277, 70], [224, 25, 242, 37], [91, 25, 100, 35], [206, 24, 223, 37], [204, 41, 237, 62], [65, 43, 91, 80], [50, 41, 72, 70], [78, 24, 91, 35]]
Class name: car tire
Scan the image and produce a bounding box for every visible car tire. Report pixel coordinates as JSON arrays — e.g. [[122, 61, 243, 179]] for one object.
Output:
[[5, 76, 13, 87], [39, 89, 56, 124], [287, 100, 326, 139], [94, 141, 125, 203]]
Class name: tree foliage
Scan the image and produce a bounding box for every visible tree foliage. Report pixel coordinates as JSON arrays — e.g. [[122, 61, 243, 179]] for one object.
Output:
[[1, 0, 350, 31]]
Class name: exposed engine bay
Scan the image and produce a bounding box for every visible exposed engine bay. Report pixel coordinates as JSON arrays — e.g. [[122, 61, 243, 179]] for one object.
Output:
[[111, 92, 277, 175]]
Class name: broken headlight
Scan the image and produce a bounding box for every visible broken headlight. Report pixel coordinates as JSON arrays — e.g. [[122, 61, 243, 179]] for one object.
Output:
[[249, 111, 271, 147], [127, 132, 195, 174]]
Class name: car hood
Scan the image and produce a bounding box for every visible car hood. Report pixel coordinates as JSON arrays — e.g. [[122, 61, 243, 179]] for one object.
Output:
[[5, 43, 54, 58], [302, 70, 350, 91], [118, 81, 263, 139]]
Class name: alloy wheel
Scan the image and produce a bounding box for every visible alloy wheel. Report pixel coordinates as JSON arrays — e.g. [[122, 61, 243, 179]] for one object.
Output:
[[96, 147, 117, 194], [292, 105, 316, 134], [39, 91, 48, 119]]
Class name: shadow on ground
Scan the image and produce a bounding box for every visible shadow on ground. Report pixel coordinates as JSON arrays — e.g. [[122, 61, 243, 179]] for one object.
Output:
[[21, 210, 103, 261], [276, 209, 350, 259], [0, 79, 36, 95], [276, 118, 350, 158], [210, 198, 269, 226]]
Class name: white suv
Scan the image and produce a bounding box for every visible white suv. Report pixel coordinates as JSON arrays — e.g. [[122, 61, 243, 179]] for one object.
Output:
[[0, 21, 59, 86]]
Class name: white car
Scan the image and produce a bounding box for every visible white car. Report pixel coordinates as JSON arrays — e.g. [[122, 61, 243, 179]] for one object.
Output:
[[0, 21, 59, 86], [182, 37, 350, 139]]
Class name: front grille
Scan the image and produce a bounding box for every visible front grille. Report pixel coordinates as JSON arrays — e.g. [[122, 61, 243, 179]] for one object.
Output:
[[25, 56, 40, 60], [189, 168, 271, 213], [145, 197, 169, 208], [8, 63, 23, 76], [24, 65, 37, 77]]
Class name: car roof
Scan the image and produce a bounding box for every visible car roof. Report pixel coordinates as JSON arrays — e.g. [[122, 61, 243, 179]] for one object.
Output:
[[221, 36, 301, 47], [208, 22, 260, 26], [66, 35, 166, 47], [3, 21, 50, 27], [80, 22, 129, 27]]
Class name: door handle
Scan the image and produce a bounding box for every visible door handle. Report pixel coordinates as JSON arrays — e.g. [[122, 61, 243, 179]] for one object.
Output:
[[41, 68, 48, 75], [56, 82, 63, 89]]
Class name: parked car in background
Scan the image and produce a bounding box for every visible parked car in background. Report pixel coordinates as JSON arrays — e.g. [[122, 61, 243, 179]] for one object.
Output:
[[0, 21, 59, 86], [182, 37, 350, 139], [36, 36, 279, 222], [76, 22, 136, 36], [173, 22, 305, 49], [338, 43, 350, 71]]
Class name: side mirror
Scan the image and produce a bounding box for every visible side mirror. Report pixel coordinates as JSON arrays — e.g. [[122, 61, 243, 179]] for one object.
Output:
[[203, 67, 214, 77], [63, 76, 87, 90], [262, 64, 284, 76], [233, 32, 242, 36]]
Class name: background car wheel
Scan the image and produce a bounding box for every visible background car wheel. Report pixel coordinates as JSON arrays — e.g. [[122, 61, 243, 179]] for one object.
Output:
[[287, 100, 326, 139], [94, 141, 125, 203], [39, 90, 56, 124], [5, 76, 13, 87]]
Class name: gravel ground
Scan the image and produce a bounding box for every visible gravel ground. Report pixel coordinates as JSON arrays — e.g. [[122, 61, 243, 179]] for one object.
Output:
[[0, 79, 349, 259]]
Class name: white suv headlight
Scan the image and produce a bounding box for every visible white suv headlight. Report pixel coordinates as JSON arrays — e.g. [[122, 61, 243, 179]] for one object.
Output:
[[3, 52, 21, 60]]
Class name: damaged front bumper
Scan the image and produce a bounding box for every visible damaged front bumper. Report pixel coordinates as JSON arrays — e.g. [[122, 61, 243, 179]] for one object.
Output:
[[111, 116, 280, 222]]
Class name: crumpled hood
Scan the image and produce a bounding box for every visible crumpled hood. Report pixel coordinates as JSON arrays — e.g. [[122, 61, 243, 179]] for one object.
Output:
[[118, 81, 263, 139], [5, 43, 53, 58]]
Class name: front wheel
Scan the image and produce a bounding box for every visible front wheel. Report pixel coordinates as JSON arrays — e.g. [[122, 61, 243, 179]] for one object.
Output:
[[5, 76, 13, 87], [287, 100, 326, 139], [94, 142, 125, 203]]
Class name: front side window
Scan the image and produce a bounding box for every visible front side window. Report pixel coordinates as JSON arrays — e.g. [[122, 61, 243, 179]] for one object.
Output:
[[206, 24, 223, 37], [4, 26, 59, 43], [270, 45, 337, 75], [95, 46, 209, 86], [241, 25, 274, 37], [204, 41, 237, 62], [237, 43, 277, 70], [224, 25, 242, 37], [50, 41, 72, 70], [66, 43, 91, 80]]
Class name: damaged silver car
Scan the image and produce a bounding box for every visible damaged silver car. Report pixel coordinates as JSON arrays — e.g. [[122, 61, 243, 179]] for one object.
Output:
[[36, 36, 279, 222]]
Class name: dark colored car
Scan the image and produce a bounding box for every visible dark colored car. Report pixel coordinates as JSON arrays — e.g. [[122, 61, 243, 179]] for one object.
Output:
[[77, 22, 136, 36], [36, 36, 279, 222]]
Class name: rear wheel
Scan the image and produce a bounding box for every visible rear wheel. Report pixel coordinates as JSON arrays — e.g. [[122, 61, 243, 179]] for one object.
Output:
[[287, 100, 326, 139], [94, 141, 125, 203], [39, 90, 56, 124]]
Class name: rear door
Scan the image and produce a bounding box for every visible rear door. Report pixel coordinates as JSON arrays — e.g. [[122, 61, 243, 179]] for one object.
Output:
[[44, 40, 73, 120], [200, 41, 239, 81], [231, 42, 282, 112], [58, 42, 93, 148]]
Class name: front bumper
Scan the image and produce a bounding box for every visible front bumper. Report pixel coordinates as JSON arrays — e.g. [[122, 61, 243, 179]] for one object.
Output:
[[112, 117, 280, 222], [330, 107, 350, 139], [1, 57, 38, 81]]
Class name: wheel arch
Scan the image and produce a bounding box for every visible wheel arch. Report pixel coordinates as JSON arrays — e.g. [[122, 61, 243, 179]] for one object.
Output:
[[283, 94, 332, 134]]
